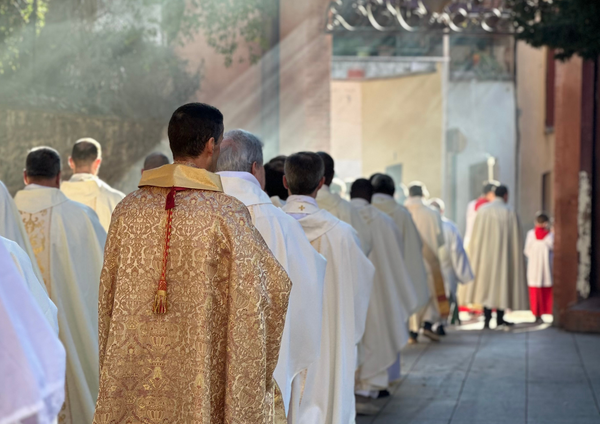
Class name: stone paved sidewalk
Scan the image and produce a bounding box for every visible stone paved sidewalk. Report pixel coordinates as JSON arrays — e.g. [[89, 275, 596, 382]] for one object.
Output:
[[357, 324, 600, 424]]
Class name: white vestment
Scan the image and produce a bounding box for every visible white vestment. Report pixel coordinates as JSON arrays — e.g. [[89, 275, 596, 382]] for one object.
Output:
[[371, 194, 430, 311], [0, 181, 44, 284], [270, 195, 287, 208], [404, 197, 445, 327], [464, 199, 477, 247], [317, 185, 373, 255], [61, 173, 125, 231], [219, 172, 326, 420], [350, 198, 414, 394], [459, 199, 528, 310], [283, 196, 374, 424], [1, 236, 58, 333], [524, 230, 554, 288], [440, 218, 474, 300], [14, 186, 107, 424], [0, 238, 66, 424]]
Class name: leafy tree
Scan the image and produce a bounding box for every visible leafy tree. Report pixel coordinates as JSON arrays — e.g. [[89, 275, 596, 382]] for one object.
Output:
[[0, 0, 49, 73], [194, 0, 279, 67], [0, 0, 200, 120], [510, 0, 600, 61]]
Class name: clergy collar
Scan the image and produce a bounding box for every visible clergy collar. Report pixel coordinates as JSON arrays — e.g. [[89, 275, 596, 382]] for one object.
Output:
[[404, 196, 426, 207], [218, 172, 272, 207], [372, 193, 394, 201], [69, 173, 98, 182], [216, 171, 261, 188], [24, 184, 57, 191], [350, 198, 370, 207], [283, 195, 320, 215], [139, 163, 223, 192]]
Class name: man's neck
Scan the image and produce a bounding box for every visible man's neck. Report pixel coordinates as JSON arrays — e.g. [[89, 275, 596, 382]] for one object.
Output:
[[74, 168, 95, 175], [174, 157, 212, 171], [26, 180, 58, 189]]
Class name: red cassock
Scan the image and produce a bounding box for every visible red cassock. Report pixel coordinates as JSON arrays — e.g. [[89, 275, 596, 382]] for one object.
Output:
[[529, 286, 553, 316], [528, 227, 553, 316]]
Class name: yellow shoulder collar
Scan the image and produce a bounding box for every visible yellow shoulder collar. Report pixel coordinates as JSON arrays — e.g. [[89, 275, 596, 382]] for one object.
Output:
[[139, 164, 223, 192]]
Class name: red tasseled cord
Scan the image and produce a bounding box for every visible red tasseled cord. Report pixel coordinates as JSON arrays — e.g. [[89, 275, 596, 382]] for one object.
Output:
[[153, 187, 186, 315]]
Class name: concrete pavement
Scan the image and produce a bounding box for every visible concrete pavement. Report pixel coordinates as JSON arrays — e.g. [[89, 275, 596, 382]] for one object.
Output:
[[356, 321, 600, 424]]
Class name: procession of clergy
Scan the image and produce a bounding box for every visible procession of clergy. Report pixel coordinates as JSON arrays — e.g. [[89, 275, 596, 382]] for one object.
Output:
[[1, 102, 534, 424]]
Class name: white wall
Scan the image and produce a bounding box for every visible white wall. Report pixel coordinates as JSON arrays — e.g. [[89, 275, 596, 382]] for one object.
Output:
[[448, 81, 517, 233]]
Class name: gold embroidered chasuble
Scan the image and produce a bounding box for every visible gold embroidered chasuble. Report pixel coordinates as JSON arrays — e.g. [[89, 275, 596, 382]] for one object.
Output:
[[94, 164, 291, 424]]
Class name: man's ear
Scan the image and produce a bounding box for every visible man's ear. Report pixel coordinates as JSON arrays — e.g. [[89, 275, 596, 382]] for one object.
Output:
[[316, 176, 326, 192], [68, 157, 75, 171], [55, 171, 62, 188], [283, 175, 289, 190], [205, 137, 215, 155], [23, 170, 29, 185]]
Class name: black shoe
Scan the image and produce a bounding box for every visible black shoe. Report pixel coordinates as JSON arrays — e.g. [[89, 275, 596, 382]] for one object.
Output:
[[496, 309, 514, 327], [436, 325, 446, 336], [378, 390, 391, 398], [483, 307, 493, 329]]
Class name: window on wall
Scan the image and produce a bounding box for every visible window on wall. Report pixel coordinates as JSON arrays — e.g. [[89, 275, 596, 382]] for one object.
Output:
[[542, 171, 554, 215], [545, 49, 556, 131]]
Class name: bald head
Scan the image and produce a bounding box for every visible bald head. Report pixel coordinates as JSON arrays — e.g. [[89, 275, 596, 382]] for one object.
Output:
[[143, 152, 170, 172]]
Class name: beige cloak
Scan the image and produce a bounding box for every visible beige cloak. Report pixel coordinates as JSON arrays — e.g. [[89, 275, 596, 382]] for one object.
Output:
[[459, 199, 528, 310]]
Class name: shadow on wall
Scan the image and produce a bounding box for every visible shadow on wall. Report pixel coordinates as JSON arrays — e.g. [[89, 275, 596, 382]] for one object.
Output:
[[0, 109, 164, 195]]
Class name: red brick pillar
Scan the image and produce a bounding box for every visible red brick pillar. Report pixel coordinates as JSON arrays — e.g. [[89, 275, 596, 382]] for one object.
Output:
[[279, 0, 332, 155], [553, 57, 582, 327]]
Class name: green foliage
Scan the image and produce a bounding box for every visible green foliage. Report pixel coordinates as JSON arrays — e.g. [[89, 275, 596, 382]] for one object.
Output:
[[195, 0, 279, 67], [510, 0, 600, 61], [0, 0, 49, 73], [0, 0, 200, 120]]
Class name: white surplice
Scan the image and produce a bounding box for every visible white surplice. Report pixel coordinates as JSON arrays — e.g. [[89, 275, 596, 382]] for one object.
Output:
[[1, 236, 58, 333], [464, 199, 477, 247], [371, 194, 430, 311], [0, 181, 45, 285], [283, 196, 374, 424], [317, 185, 373, 256], [524, 230, 554, 288], [460, 199, 528, 310], [440, 218, 474, 300], [350, 198, 414, 394], [219, 172, 327, 420], [61, 173, 125, 231], [14, 186, 106, 424], [0, 237, 66, 424]]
